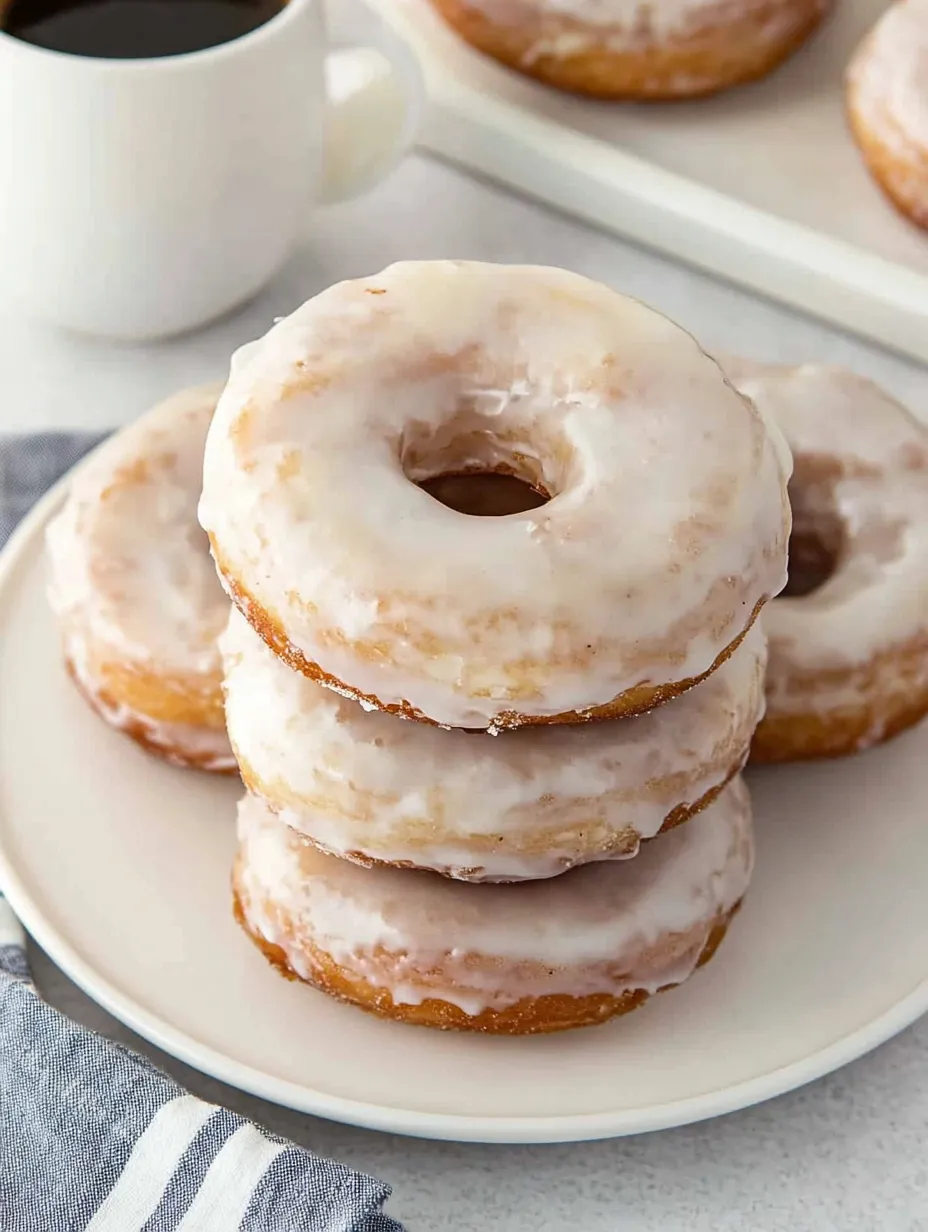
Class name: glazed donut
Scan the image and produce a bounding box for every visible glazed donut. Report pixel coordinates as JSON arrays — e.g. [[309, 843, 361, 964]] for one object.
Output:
[[726, 361, 928, 762], [232, 776, 754, 1034], [46, 383, 235, 772], [847, 0, 928, 232], [200, 261, 790, 732], [221, 607, 766, 880], [427, 0, 830, 100]]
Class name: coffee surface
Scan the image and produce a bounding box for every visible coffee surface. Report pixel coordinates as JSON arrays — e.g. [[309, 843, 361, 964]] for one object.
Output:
[[2, 0, 285, 58]]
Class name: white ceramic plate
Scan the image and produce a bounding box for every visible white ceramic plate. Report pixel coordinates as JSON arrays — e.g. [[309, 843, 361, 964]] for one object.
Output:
[[3, 482, 928, 1144], [368, 0, 928, 361]]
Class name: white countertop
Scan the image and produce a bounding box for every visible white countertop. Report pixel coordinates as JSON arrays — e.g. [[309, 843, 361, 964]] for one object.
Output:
[[5, 36, 928, 1228]]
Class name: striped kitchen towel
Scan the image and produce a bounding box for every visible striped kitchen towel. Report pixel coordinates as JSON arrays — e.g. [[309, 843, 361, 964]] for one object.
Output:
[[0, 433, 403, 1232]]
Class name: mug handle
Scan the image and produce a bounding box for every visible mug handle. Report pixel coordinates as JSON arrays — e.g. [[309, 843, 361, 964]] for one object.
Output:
[[320, 22, 424, 205]]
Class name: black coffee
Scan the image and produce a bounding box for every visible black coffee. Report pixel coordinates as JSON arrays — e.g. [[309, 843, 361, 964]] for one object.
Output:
[[2, 0, 286, 58]]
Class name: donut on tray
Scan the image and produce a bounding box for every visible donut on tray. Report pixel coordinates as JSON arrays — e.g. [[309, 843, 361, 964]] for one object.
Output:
[[727, 361, 928, 762], [47, 383, 235, 772], [847, 0, 928, 232], [427, 0, 830, 100], [221, 607, 766, 880], [232, 776, 754, 1034], [200, 261, 790, 732]]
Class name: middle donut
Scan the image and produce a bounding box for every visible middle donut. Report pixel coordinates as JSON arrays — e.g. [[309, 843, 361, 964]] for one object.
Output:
[[221, 608, 767, 882]]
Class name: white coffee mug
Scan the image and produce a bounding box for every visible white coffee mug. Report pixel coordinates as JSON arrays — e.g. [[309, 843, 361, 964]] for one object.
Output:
[[0, 0, 422, 339]]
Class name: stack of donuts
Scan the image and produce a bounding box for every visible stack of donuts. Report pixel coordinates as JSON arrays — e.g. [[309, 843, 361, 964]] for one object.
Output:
[[47, 260, 928, 1034], [195, 259, 792, 1034]]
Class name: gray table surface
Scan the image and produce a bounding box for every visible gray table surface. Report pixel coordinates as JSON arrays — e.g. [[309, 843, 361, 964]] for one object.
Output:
[[4, 36, 928, 1227]]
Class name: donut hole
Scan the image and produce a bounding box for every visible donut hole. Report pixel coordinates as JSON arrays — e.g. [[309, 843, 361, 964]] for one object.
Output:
[[402, 408, 563, 516], [419, 471, 549, 517], [783, 479, 844, 598], [784, 529, 841, 597]]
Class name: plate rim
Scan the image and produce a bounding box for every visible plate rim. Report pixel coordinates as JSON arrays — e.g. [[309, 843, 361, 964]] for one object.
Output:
[[2, 472, 928, 1144]]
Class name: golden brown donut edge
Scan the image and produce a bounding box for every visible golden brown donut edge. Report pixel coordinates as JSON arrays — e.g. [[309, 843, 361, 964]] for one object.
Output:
[[428, 0, 829, 100]]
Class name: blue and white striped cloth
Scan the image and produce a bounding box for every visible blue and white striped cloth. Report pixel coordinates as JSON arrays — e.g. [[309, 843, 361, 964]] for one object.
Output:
[[0, 433, 403, 1232]]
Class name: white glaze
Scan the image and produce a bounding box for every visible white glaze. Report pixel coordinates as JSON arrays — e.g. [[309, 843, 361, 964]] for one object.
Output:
[[48, 382, 230, 677], [46, 382, 234, 764], [235, 777, 754, 1013], [201, 261, 790, 730], [222, 607, 766, 880], [847, 0, 928, 155], [727, 362, 928, 717], [458, 0, 824, 46]]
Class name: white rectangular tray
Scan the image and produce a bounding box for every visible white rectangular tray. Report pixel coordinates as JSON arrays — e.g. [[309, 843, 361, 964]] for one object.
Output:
[[369, 0, 928, 362]]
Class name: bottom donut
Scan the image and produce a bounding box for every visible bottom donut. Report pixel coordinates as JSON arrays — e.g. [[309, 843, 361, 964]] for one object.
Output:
[[232, 779, 754, 1034]]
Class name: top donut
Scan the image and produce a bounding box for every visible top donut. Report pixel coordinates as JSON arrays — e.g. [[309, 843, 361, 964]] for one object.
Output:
[[199, 261, 790, 730]]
